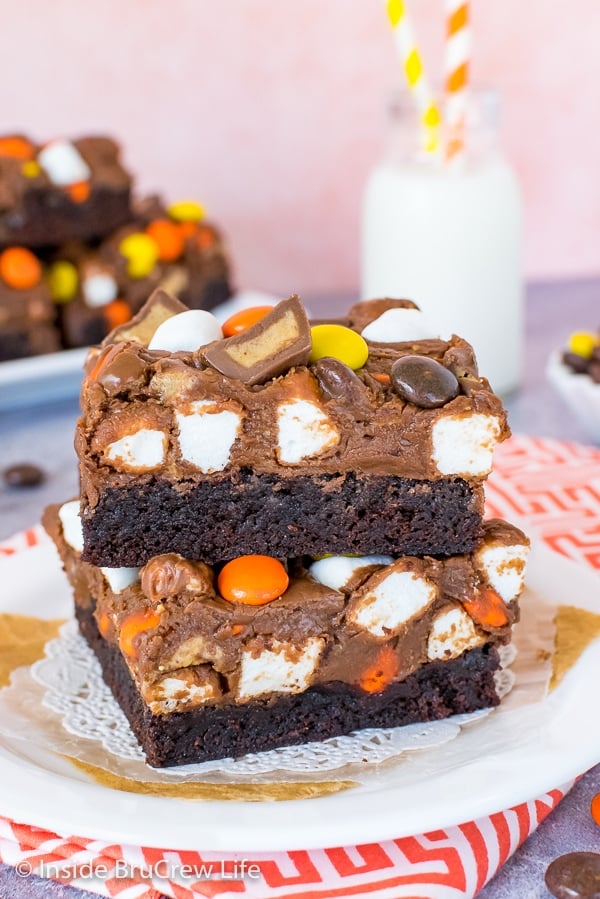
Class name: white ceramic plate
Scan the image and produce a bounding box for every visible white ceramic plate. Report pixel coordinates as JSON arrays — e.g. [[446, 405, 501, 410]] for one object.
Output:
[[0, 537, 599, 852], [0, 347, 88, 411], [0, 289, 280, 412]]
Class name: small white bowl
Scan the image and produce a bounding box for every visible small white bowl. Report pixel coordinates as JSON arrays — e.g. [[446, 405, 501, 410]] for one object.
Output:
[[546, 351, 600, 443]]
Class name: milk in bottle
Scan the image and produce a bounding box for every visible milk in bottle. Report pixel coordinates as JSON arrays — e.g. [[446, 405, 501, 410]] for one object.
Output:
[[361, 91, 523, 396]]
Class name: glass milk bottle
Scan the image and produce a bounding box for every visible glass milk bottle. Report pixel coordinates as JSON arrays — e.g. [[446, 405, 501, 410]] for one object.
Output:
[[361, 90, 523, 396]]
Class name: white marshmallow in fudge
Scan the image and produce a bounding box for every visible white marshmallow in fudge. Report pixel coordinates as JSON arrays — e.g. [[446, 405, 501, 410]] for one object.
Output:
[[237, 637, 324, 700], [105, 428, 167, 472], [309, 554, 395, 592], [176, 401, 242, 472], [427, 607, 485, 661], [58, 500, 84, 553], [431, 413, 503, 477], [347, 565, 439, 638], [276, 398, 340, 464], [476, 524, 530, 603], [101, 566, 140, 593]]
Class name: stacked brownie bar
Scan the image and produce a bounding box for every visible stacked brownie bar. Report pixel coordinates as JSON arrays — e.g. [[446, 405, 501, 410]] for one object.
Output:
[[45, 292, 529, 767], [0, 134, 233, 359]]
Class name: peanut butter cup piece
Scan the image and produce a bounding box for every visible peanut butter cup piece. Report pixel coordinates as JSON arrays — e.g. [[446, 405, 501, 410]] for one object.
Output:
[[202, 295, 311, 385], [101, 288, 187, 348]]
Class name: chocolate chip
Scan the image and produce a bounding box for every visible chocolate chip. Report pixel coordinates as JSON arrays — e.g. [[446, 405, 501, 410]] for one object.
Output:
[[312, 357, 372, 418], [390, 355, 459, 408], [545, 851, 600, 898], [3, 463, 46, 488]]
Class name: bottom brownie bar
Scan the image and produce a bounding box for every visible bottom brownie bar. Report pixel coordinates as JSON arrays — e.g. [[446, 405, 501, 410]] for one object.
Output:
[[46, 501, 528, 768], [75, 601, 501, 768]]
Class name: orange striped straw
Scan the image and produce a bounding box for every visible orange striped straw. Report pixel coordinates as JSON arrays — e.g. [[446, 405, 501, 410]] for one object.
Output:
[[386, 0, 442, 154], [444, 0, 471, 160]]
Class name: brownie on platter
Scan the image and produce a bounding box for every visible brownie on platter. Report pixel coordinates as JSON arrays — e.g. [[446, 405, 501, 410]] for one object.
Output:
[[48, 198, 234, 349], [45, 501, 529, 767], [0, 135, 132, 247], [0, 245, 60, 361], [117, 196, 234, 313], [76, 291, 510, 568]]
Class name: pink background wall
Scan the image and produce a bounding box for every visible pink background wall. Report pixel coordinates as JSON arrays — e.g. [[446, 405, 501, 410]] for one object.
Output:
[[0, 1, 598, 294]]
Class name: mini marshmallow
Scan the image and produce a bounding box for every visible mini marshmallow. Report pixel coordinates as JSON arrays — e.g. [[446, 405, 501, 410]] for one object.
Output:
[[476, 542, 529, 603], [151, 677, 217, 710], [361, 308, 440, 343], [310, 554, 394, 592], [176, 401, 241, 472], [100, 567, 140, 593], [349, 569, 438, 637], [58, 500, 84, 553], [238, 637, 324, 700], [143, 671, 220, 713], [148, 309, 223, 352], [432, 413, 502, 477], [38, 139, 91, 186], [427, 607, 485, 661], [277, 399, 339, 464], [105, 428, 166, 471], [83, 273, 118, 308]]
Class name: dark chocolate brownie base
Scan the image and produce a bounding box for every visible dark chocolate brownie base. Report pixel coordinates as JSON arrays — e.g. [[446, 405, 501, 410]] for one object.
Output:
[[81, 472, 484, 567], [75, 602, 500, 768], [0, 187, 131, 247]]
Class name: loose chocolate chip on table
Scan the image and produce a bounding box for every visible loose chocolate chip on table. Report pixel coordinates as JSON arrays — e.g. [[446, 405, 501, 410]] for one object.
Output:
[[2, 463, 46, 488], [390, 355, 460, 409], [545, 851, 600, 898]]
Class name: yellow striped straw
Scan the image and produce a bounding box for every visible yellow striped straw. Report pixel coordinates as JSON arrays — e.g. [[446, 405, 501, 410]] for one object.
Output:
[[386, 0, 442, 154]]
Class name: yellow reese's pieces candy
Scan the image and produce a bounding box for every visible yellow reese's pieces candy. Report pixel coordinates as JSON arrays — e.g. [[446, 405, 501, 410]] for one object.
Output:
[[568, 331, 597, 359], [119, 233, 159, 280], [309, 324, 369, 371]]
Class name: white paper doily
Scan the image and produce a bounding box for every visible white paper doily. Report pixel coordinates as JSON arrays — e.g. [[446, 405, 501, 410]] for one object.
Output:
[[31, 620, 514, 776]]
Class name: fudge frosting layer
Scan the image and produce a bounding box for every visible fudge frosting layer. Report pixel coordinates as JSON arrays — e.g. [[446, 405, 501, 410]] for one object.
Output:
[[46, 502, 529, 717], [77, 295, 509, 492]]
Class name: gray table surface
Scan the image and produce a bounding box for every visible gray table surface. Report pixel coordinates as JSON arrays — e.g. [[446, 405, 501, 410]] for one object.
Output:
[[0, 279, 599, 899]]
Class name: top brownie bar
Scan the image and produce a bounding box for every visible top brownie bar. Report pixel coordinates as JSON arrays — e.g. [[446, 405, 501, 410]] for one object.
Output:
[[0, 134, 132, 247], [77, 292, 510, 566]]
